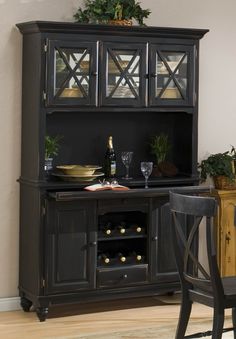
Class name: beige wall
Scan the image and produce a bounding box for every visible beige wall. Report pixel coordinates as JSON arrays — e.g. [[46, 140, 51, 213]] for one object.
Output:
[[0, 0, 236, 298]]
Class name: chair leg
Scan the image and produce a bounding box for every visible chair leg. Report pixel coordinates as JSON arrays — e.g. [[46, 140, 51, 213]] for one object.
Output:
[[212, 308, 224, 339], [232, 307, 236, 339], [175, 293, 192, 339]]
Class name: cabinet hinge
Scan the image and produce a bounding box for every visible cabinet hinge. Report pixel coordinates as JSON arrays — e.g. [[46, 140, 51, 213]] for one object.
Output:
[[41, 278, 45, 288], [43, 91, 47, 101], [44, 43, 48, 53], [42, 205, 46, 216]]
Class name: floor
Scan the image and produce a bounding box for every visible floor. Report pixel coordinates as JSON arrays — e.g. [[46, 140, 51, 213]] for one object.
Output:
[[0, 294, 232, 339]]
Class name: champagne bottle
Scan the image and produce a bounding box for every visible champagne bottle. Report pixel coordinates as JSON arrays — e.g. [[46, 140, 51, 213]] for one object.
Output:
[[102, 222, 112, 236], [117, 252, 126, 263], [117, 221, 126, 234], [104, 136, 116, 178], [98, 253, 110, 264]]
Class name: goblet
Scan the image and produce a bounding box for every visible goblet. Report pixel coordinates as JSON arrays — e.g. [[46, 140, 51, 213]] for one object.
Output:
[[121, 151, 133, 179], [141, 162, 153, 188]]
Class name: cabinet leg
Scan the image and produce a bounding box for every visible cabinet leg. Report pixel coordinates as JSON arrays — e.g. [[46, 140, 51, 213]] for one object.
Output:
[[20, 296, 32, 312], [36, 307, 49, 322]]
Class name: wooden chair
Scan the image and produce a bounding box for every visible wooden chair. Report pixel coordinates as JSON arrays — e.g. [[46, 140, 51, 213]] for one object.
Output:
[[169, 192, 236, 339]]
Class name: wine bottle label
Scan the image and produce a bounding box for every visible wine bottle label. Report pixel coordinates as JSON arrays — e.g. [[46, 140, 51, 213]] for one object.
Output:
[[119, 228, 125, 234], [136, 227, 142, 233], [105, 229, 111, 235], [104, 258, 110, 264], [110, 161, 116, 175], [136, 255, 142, 261]]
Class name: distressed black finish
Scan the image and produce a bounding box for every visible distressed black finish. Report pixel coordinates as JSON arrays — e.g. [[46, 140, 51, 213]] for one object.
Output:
[[16, 21, 208, 321]]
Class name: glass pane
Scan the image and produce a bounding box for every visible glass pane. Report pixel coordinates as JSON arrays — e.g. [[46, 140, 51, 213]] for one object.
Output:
[[106, 49, 140, 99], [54, 47, 90, 98], [155, 51, 188, 100]]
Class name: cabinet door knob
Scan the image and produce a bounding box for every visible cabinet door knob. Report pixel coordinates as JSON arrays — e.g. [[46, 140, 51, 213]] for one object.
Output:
[[152, 236, 158, 241], [90, 241, 97, 246]]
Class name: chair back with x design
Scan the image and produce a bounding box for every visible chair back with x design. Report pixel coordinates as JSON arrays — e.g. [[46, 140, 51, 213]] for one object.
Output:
[[169, 192, 236, 339]]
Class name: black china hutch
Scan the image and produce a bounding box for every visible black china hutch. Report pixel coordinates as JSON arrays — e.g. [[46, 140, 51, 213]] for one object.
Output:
[[16, 21, 208, 321]]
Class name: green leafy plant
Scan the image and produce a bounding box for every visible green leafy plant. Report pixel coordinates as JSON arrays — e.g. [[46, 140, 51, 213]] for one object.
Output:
[[73, 0, 151, 25], [45, 135, 62, 159], [198, 151, 235, 182], [150, 133, 171, 165]]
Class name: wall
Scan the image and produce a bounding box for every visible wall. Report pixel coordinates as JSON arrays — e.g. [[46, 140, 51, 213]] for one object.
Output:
[[0, 0, 236, 299]]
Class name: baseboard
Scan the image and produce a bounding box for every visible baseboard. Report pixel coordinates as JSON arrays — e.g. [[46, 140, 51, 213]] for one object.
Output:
[[0, 297, 21, 311]]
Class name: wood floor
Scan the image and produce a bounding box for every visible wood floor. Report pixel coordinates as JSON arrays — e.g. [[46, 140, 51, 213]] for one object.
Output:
[[0, 295, 232, 338]]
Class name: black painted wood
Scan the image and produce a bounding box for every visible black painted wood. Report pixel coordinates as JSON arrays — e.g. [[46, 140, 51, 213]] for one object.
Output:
[[16, 22, 208, 321], [170, 192, 236, 338]]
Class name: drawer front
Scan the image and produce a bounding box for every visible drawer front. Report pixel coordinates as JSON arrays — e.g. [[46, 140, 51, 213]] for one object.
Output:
[[97, 265, 148, 288], [98, 198, 149, 214]]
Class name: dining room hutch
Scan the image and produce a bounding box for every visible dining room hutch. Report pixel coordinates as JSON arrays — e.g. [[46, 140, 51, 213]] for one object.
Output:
[[16, 21, 208, 321]]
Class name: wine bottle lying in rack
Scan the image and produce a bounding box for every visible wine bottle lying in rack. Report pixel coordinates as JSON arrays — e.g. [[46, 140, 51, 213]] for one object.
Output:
[[117, 252, 126, 263], [101, 222, 113, 236], [117, 222, 126, 234], [129, 251, 143, 262], [98, 253, 110, 264], [130, 224, 143, 233]]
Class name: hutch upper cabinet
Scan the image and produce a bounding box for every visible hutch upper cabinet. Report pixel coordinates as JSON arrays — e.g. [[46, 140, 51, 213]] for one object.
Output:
[[16, 21, 208, 321]]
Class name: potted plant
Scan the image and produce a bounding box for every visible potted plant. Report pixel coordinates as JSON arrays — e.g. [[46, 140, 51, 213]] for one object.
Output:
[[73, 0, 151, 26], [45, 135, 62, 172], [198, 150, 236, 189], [149, 133, 177, 177]]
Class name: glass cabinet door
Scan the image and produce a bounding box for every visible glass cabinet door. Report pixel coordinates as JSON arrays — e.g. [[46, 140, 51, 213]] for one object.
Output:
[[100, 43, 147, 107], [149, 45, 195, 106], [46, 40, 97, 107]]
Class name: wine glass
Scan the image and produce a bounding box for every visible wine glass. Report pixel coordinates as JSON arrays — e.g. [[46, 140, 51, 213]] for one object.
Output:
[[141, 162, 153, 188], [121, 151, 133, 179]]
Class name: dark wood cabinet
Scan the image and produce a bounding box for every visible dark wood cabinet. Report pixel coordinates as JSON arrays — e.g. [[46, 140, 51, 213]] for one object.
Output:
[[16, 21, 208, 321]]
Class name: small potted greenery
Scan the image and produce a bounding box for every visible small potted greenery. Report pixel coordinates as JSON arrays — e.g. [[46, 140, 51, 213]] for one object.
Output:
[[73, 0, 151, 26], [198, 149, 236, 189], [149, 133, 177, 177], [45, 135, 62, 172]]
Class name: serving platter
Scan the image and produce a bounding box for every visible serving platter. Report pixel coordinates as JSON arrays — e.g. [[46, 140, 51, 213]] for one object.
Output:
[[52, 171, 104, 182], [56, 165, 102, 176]]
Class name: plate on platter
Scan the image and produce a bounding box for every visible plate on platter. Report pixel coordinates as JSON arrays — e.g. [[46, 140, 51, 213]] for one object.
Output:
[[52, 171, 104, 182]]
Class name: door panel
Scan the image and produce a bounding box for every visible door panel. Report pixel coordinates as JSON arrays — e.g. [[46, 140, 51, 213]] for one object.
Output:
[[46, 40, 97, 107], [45, 200, 96, 294], [100, 42, 147, 107], [149, 44, 195, 107], [150, 198, 178, 282]]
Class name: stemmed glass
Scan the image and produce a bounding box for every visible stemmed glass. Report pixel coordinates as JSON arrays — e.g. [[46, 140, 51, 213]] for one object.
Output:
[[141, 162, 153, 188], [121, 151, 133, 179]]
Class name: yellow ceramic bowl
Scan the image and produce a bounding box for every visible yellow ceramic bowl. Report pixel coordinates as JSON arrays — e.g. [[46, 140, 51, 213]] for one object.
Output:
[[56, 165, 101, 176]]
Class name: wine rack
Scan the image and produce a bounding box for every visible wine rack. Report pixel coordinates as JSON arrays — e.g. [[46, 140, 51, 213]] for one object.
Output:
[[97, 211, 147, 268]]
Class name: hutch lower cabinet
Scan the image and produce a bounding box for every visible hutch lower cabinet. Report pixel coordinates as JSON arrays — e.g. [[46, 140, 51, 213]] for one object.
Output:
[[19, 187, 208, 321], [16, 21, 208, 321], [212, 190, 236, 277]]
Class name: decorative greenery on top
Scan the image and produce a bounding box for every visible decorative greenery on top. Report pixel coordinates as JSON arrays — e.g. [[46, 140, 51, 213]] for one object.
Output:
[[198, 150, 235, 181], [150, 133, 171, 165], [73, 0, 151, 25]]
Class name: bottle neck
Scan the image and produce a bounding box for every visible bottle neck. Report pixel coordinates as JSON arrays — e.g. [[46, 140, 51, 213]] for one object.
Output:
[[107, 136, 113, 150]]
